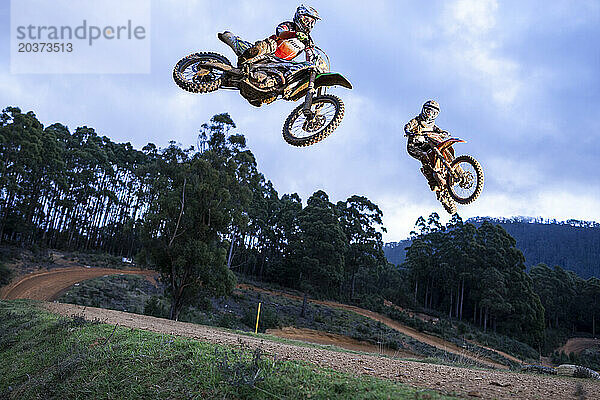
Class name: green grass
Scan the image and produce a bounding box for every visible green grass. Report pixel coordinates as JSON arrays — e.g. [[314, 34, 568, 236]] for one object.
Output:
[[0, 300, 460, 400], [53, 275, 501, 369]]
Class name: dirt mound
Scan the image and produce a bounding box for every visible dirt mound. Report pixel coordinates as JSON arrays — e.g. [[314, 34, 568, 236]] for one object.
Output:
[[558, 338, 600, 355], [41, 302, 600, 400]]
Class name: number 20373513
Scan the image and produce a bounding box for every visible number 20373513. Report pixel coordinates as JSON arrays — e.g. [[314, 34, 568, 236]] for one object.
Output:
[[18, 42, 73, 52]]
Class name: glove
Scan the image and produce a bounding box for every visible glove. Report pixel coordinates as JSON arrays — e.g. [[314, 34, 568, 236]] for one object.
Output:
[[296, 32, 308, 42]]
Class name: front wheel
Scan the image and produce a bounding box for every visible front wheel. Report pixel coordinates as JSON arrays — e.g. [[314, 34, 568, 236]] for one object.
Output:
[[446, 155, 484, 205], [282, 94, 344, 147], [172, 52, 231, 93]]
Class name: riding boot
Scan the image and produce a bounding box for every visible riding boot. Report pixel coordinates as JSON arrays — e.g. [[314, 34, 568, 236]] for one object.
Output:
[[420, 165, 438, 191], [239, 38, 277, 65], [218, 31, 242, 56]]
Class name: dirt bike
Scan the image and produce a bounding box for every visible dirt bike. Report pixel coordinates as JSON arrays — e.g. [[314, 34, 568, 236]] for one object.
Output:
[[172, 36, 352, 147], [423, 132, 484, 214]]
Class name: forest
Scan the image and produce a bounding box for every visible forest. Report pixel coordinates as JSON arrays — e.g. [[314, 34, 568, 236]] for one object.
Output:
[[385, 216, 600, 279], [1, 106, 598, 350]]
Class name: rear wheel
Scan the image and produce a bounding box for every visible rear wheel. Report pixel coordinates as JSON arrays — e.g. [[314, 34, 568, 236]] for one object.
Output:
[[446, 155, 484, 205], [282, 94, 344, 147], [173, 52, 231, 93]]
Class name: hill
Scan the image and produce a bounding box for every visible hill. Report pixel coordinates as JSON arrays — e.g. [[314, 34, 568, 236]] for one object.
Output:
[[384, 217, 600, 278]]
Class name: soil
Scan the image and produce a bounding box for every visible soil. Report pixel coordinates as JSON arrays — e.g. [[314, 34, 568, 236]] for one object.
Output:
[[558, 338, 600, 355], [5, 266, 600, 398], [0, 266, 157, 301], [42, 302, 600, 400], [237, 284, 511, 369], [266, 326, 419, 359]]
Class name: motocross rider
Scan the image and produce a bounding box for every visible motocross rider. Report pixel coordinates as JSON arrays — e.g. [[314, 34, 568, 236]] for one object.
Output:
[[405, 100, 450, 196], [218, 4, 320, 65]]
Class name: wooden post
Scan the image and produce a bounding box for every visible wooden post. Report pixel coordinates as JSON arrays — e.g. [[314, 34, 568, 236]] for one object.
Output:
[[254, 302, 262, 334]]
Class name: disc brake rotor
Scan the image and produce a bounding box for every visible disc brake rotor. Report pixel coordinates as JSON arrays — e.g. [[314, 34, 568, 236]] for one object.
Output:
[[459, 171, 474, 189], [303, 114, 326, 132], [301, 103, 328, 132]]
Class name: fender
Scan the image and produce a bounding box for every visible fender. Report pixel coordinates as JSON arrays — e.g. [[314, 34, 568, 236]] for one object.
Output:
[[286, 72, 352, 101], [437, 137, 466, 152], [314, 73, 353, 90], [197, 61, 233, 71]]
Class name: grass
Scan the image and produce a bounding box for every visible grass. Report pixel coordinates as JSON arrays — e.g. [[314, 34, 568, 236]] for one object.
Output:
[[0, 299, 460, 400], [53, 275, 503, 369], [57, 274, 162, 314], [0, 260, 12, 287]]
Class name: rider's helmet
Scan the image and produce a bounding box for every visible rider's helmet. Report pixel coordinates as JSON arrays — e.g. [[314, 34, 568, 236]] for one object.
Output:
[[294, 5, 320, 34], [421, 100, 440, 124]]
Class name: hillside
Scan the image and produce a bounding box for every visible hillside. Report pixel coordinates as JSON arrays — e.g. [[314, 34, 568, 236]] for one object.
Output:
[[0, 264, 518, 369], [4, 300, 599, 400], [384, 217, 600, 278]]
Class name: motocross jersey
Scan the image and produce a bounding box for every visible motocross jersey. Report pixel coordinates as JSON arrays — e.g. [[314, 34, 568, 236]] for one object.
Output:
[[404, 115, 444, 137], [405, 115, 445, 165], [270, 21, 316, 62]]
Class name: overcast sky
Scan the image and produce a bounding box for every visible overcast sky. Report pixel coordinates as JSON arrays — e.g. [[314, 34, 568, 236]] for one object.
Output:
[[1, 0, 599, 240]]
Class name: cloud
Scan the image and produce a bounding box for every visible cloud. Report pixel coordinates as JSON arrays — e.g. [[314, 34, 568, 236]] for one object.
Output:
[[435, 0, 522, 107], [1, 0, 599, 241]]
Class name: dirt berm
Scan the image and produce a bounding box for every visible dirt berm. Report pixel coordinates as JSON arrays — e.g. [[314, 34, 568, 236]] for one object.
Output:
[[43, 302, 600, 400]]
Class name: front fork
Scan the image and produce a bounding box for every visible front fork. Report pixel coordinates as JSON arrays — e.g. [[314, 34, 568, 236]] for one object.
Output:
[[432, 147, 461, 183], [302, 69, 317, 118]]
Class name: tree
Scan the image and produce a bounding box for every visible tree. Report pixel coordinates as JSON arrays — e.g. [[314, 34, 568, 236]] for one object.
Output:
[[336, 195, 386, 300], [140, 116, 252, 320], [288, 190, 347, 298]]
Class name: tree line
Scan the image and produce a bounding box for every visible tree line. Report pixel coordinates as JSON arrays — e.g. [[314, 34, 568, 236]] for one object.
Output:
[[471, 217, 600, 279], [3, 106, 597, 350], [404, 213, 546, 346], [1, 107, 150, 255], [385, 217, 600, 279], [0, 107, 393, 320]]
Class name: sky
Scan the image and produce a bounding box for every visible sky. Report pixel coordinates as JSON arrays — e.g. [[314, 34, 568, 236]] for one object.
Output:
[[1, 0, 599, 241]]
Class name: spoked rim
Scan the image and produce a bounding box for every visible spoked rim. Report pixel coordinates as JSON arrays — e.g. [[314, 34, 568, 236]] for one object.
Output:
[[173, 52, 231, 93], [180, 57, 226, 86], [288, 99, 338, 139], [449, 162, 477, 199], [447, 155, 484, 204]]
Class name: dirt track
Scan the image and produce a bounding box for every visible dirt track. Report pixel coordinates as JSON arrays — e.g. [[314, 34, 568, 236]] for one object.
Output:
[[558, 338, 600, 355], [3, 267, 600, 398], [238, 284, 510, 369], [3, 267, 511, 368], [0, 266, 157, 301], [42, 302, 600, 400], [266, 326, 419, 359]]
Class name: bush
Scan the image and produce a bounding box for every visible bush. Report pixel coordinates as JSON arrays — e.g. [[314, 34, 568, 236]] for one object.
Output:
[[578, 348, 600, 370], [217, 312, 239, 330], [144, 296, 170, 318], [241, 304, 280, 333], [0, 262, 12, 286]]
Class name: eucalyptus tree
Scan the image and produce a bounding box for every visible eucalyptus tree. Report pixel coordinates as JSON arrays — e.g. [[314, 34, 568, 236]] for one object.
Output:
[[140, 141, 236, 320], [287, 190, 347, 298], [336, 195, 386, 300]]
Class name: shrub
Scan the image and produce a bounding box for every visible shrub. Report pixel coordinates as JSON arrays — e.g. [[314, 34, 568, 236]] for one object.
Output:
[[0, 262, 12, 286], [217, 312, 239, 330], [144, 296, 169, 318], [241, 304, 280, 332]]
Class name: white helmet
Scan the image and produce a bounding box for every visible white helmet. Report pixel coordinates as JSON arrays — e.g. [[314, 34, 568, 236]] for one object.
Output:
[[421, 100, 440, 123], [294, 4, 320, 34]]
